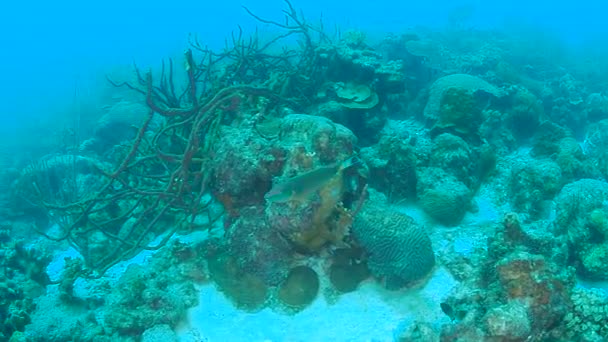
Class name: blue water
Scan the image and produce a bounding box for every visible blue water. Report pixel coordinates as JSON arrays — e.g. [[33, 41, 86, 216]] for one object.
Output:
[[1, 0, 607, 133]]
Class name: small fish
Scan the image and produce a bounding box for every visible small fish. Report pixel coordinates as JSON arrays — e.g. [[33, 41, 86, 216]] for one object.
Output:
[[440, 302, 467, 321], [265, 156, 360, 203]]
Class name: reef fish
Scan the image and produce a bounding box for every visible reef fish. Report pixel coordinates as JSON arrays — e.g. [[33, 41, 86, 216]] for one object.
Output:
[[265, 156, 360, 203], [440, 302, 467, 321]]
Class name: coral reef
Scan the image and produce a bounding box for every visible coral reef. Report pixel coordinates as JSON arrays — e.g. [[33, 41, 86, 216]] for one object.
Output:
[[439, 212, 574, 340], [12, 1, 608, 340]]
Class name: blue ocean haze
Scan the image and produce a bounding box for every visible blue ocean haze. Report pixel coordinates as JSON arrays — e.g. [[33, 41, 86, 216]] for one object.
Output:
[[0, 0, 606, 139]]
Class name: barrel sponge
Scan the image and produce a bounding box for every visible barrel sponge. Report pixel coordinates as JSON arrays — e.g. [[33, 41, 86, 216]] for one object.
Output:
[[352, 199, 435, 289]]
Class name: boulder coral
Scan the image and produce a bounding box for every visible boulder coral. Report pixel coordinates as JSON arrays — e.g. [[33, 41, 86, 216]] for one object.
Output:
[[429, 133, 477, 188], [424, 73, 504, 139], [508, 156, 563, 219], [359, 135, 418, 201], [277, 266, 320, 310], [554, 179, 608, 279], [417, 167, 471, 226]]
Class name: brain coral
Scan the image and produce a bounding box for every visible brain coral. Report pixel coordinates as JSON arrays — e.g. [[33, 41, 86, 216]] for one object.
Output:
[[351, 191, 435, 289]]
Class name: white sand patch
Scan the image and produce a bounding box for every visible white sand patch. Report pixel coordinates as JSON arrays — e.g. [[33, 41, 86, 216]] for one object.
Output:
[[179, 267, 456, 342]]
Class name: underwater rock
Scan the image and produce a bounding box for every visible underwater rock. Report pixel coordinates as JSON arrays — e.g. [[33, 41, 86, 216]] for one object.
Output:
[[315, 39, 384, 84], [490, 212, 569, 266], [543, 73, 587, 135], [277, 266, 320, 310], [442, 209, 574, 340], [310, 37, 400, 143], [376, 60, 406, 94], [582, 119, 608, 178], [352, 190, 435, 289], [313, 90, 384, 146], [555, 137, 598, 182], [478, 109, 518, 155], [440, 323, 485, 342]]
